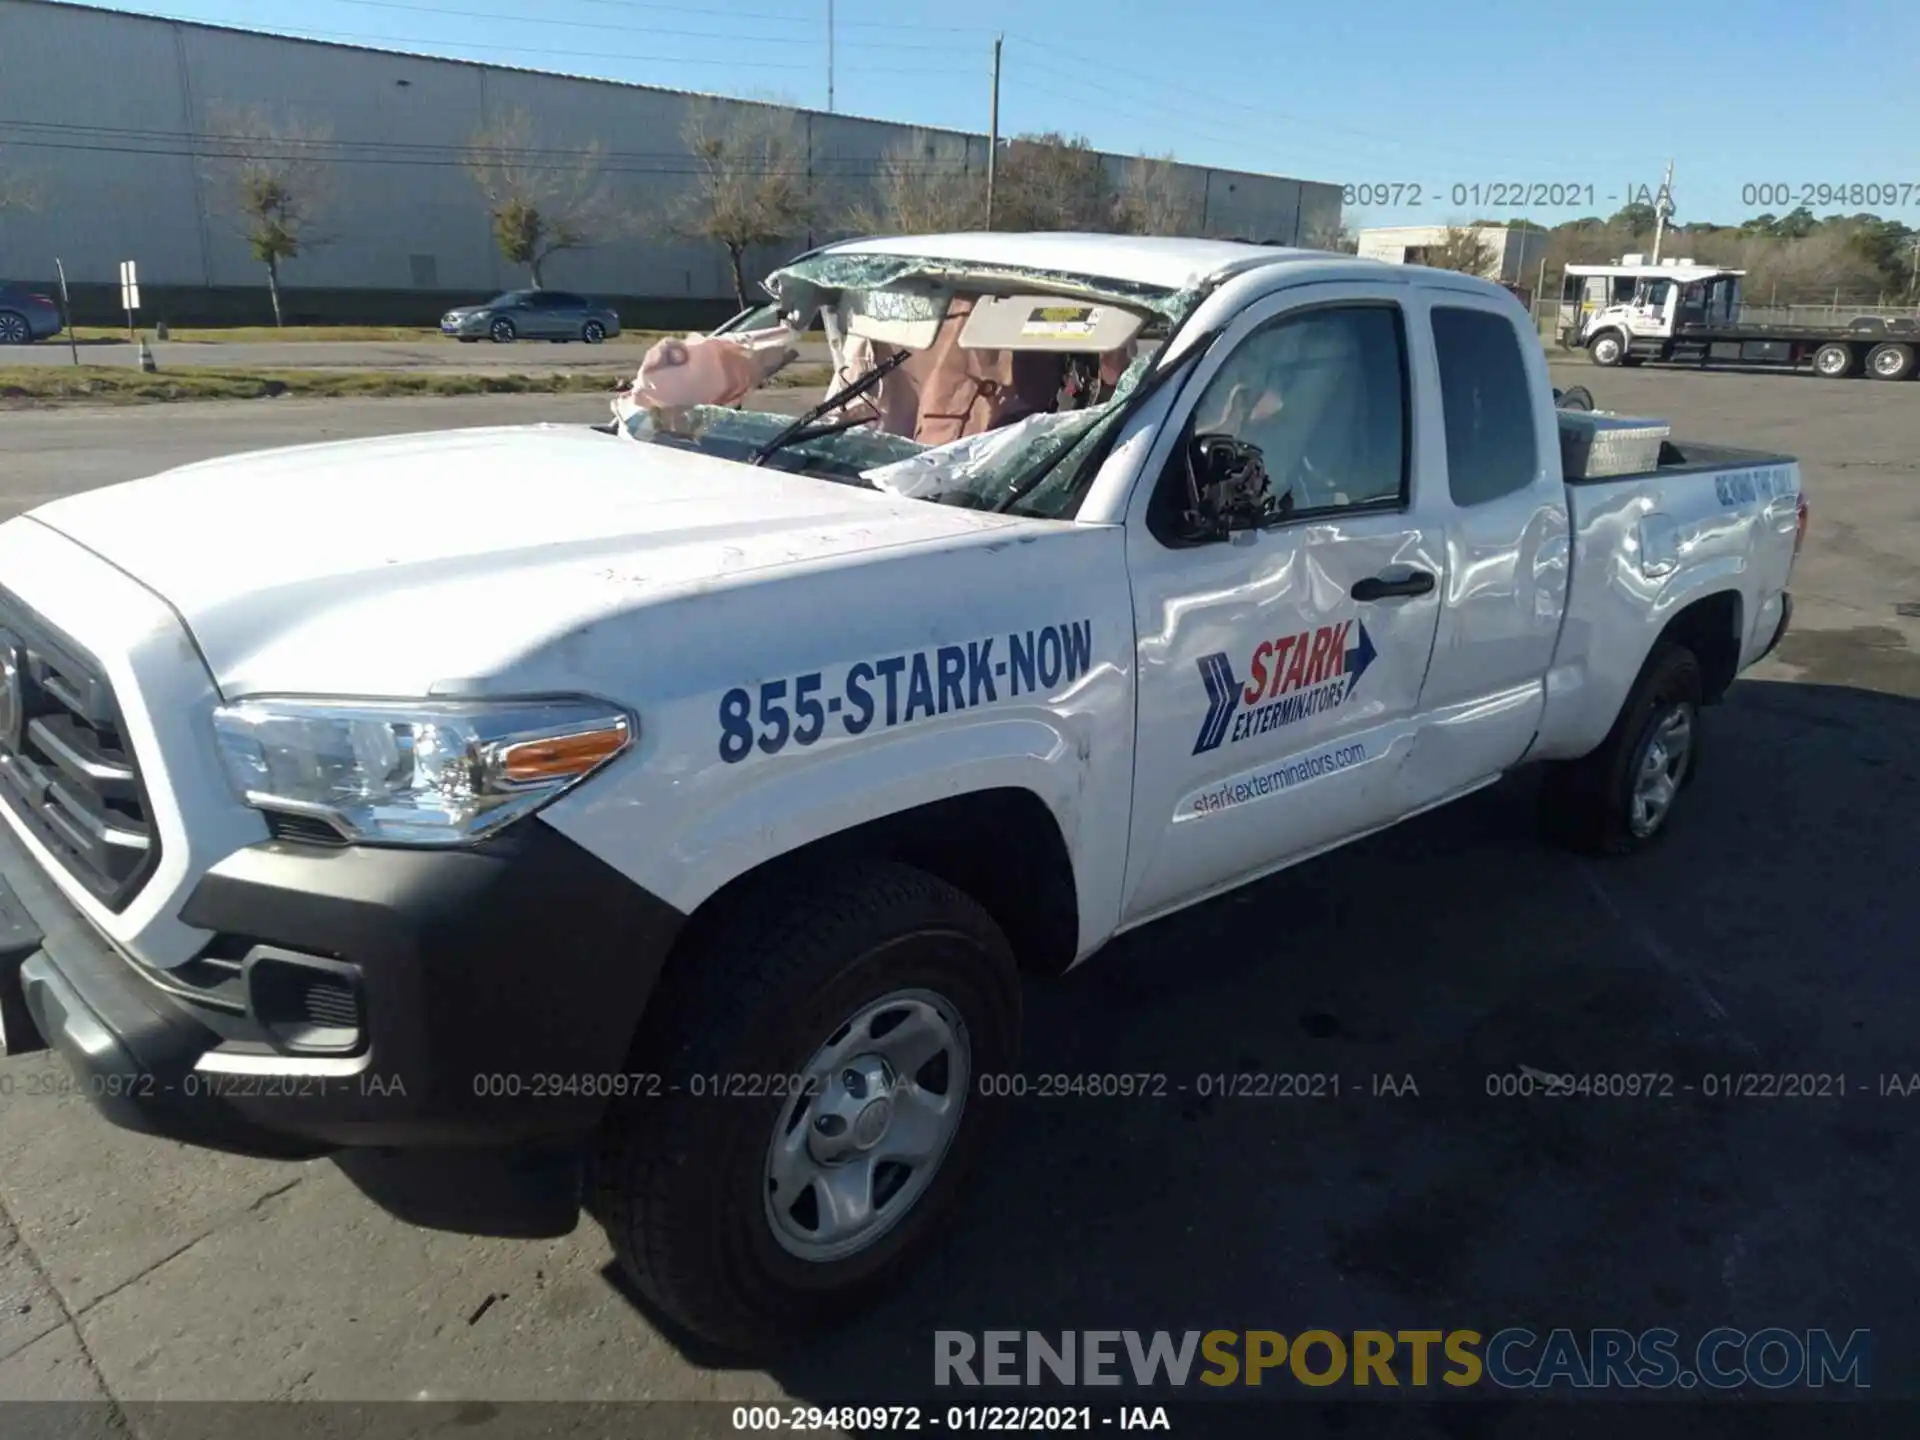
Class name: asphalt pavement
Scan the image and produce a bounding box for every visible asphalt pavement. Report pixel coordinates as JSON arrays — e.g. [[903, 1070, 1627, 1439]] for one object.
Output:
[[0, 361, 1917, 1420]]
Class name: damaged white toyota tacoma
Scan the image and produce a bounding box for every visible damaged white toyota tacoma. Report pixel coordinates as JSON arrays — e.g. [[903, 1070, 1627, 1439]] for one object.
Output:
[[0, 234, 1806, 1352]]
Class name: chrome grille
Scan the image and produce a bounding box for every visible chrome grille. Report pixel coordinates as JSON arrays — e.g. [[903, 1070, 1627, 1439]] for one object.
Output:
[[0, 593, 158, 910]]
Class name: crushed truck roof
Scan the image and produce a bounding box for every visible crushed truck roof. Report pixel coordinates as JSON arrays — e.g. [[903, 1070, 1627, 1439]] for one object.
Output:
[[813, 232, 1342, 293]]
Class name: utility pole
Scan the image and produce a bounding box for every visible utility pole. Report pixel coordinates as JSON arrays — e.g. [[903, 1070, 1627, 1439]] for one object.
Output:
[[1650, 158, 1675, 263], [985, 35, 1002, 230], [826, 0, 834, 113]]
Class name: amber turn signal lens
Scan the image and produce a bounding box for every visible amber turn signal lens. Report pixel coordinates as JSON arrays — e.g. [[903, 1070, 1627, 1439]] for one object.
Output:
[[494, 721, 631, 783]]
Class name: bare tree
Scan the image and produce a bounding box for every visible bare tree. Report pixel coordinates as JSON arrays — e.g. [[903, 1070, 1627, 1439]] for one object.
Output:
[[1301, 215, 1358, 253], [842, 133, 985, 235], [202, 105, 333, 326], [1112, 153, 1201, 236], [463, 108, 612, 289], [1423, 226, 1498, 276], [672, 102, 815, 309], [994, 133, 1113, 232]]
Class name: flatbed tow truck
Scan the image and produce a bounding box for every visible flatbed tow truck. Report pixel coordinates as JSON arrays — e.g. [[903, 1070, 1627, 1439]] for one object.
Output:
[[1559, 256, 1919, 380]]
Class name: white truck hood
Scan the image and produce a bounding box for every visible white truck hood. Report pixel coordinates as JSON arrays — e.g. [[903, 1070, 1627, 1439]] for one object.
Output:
[[27, 424, 1038, 697]]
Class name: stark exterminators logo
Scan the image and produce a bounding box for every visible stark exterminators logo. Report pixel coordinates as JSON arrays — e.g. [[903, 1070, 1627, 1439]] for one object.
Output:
[[1192, 620, 1377, 755]]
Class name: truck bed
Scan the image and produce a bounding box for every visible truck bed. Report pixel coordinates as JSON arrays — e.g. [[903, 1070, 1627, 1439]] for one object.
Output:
[[1562, 435, 1793, 486], [1674, 320, 1917, 343]]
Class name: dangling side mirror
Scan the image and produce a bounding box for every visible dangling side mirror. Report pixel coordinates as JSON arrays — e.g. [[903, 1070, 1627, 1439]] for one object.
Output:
[[1179, 433, 1286, 542]]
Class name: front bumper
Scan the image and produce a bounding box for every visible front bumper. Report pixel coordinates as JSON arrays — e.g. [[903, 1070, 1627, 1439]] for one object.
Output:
[[1, 816, 685, 1159]]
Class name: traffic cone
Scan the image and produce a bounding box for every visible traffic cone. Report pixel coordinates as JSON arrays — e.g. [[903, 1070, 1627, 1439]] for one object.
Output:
[[137, 338, 157, 373]]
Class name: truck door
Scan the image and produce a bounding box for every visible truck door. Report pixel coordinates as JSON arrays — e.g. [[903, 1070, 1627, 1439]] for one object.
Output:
[[1118, 283, 1446, 926], [1393, 290, 1569, 807], [1627, 278, 1674, 339]]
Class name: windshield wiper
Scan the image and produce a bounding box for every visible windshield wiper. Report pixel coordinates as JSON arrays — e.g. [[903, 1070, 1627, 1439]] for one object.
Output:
[[748, 348, 911, 466]]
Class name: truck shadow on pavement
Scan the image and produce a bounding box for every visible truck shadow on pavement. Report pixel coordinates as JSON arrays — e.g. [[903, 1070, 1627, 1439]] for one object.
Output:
[[608, 675, 1920, 1416]]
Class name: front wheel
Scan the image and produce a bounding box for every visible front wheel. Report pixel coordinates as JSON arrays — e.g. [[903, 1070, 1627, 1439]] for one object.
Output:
[[1588, 330, 1626, 367], [1538, 642, 1702, 857], [489, 317, 517, 343], [588, 860, 1021, 1354], [582, 320, 607, 344]]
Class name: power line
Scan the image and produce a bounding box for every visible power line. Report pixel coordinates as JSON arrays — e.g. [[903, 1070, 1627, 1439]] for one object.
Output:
[[1000, 32, 1657, 171], [126, 11, 820, 66], [307, 0, 820, 44], [303, 0, 968, 51], [0, 122, 985, 177]]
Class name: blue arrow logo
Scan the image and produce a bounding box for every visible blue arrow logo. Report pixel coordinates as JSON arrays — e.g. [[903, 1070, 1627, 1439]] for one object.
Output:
[[1345, 622, 1377, 699], [1191, 652, 1241, 755]]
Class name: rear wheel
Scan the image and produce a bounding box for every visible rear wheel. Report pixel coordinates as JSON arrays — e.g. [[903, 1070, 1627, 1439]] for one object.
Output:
[[0, 312, 30, 345], [1539, 643, 1703, 857], [588, 860, 1021, 1354], [1588, 330, 1626, 367], [1813, 342, 1855, 379], [0, 971, 42, 1056], [1866, 342, 1915, 381]]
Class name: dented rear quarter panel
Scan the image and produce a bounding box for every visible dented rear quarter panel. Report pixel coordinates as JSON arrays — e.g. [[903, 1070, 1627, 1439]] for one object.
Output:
[[538, 521, 1137, 955], [1533, 456, 1803, 761]]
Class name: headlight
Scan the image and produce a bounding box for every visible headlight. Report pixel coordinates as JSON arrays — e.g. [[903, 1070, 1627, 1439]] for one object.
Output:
[[212, 698, 634, 846]]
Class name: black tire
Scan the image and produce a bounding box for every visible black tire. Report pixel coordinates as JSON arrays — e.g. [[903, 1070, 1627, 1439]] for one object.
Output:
[[588, 859, 1022, 1355], [583, 320, 606, 344], [0, 969, 44, 1056], [0, 311, 31, 345], [1555, 384, 1595, 412], [1538, 643, 1703, 857], [1866, 342, 1915, 382], [489, 317, 516, 343], [1587, 329, 1626, 367], [1812, 342, 1855, 379]]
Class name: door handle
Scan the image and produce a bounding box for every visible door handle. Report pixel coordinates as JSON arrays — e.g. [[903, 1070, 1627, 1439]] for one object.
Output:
[[1350, 570, 1436, 602]]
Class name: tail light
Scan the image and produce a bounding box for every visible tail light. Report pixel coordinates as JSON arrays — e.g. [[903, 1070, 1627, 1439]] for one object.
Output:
[[1794, 494, 1809, 557], [30, 294, 54, 305]]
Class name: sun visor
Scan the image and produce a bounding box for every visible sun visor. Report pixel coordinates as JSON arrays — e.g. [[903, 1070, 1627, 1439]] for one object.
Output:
[[837, 287, 951, 350], [958, 296, 1144, 351]]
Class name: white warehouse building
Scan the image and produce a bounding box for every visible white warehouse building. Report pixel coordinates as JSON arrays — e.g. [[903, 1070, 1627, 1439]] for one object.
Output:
[[1355, 224, 1550, 290], [0, 0, 1344, 326]]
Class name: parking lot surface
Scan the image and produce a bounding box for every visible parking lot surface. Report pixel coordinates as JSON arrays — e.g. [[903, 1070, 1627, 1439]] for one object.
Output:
[[0, 362, 1917, 1411]]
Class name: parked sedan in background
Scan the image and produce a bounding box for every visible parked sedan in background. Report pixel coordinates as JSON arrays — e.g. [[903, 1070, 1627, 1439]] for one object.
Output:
[[441, 290, 621, 344], [0, 283, 64, 344]]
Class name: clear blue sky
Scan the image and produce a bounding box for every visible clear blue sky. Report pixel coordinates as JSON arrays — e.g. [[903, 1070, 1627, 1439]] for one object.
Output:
[[93, 0, 1920, 229]]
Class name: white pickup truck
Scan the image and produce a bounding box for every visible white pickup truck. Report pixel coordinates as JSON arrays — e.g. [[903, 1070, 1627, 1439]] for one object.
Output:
[[0, 235, 1806, 1353]]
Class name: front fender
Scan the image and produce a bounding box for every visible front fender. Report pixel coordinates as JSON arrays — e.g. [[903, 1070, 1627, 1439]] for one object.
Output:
[[543, 705, 1129, 959]]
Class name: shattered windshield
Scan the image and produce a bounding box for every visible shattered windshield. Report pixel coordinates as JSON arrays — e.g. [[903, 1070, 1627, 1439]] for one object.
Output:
[[611, 254, 1192, 518]]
